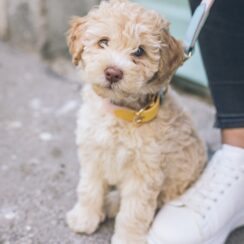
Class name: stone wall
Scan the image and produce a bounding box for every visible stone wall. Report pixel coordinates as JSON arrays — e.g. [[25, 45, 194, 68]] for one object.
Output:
[[0, 0, 100, 58]]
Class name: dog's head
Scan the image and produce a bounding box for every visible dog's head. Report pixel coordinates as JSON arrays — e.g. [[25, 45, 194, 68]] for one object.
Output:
[[68, 0, 184, 101]]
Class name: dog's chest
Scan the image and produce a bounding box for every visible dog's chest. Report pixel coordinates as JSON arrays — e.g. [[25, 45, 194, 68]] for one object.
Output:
[[76, 103, 161, 185], [78, 123, 136, 184]]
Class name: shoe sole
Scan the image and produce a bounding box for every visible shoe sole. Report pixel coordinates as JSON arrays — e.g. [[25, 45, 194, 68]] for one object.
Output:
[[203, 210, 244, 244]]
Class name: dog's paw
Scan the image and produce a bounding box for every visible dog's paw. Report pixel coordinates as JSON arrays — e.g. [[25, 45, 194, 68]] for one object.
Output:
[[66, 204, 103, 234], [111, 234, 147, 244]]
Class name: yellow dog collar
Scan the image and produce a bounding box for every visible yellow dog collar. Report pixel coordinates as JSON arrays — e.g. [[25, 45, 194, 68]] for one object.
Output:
[[113, 95, 160, 126]]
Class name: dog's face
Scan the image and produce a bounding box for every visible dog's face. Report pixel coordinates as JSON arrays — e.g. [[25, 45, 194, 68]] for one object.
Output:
[[68, 0, 184, 101]]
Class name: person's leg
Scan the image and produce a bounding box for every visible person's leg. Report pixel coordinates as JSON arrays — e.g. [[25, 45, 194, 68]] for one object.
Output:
[[148, 1, 244, 243], [222, 129, 244, 148], [190, 0, 244, 147]]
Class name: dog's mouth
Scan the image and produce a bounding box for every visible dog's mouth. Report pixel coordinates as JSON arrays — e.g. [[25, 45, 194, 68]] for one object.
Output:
[[92, 82, 113, 91], [93, 84, 114, 97], [104, 83, 113, 90], [92, 83, 130, 101], [103, 80, 120, 91]]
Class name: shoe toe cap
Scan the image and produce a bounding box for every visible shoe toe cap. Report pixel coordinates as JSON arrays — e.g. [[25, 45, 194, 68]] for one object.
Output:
[[148, 204, 203, 244]]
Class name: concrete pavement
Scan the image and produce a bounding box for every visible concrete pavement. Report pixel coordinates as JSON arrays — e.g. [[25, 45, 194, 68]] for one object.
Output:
[[0, 41, 243, 244]]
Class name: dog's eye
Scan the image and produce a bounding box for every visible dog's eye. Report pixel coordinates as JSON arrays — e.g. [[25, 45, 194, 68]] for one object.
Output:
[[132, 47, 145, 57], [98, 38, 109, 48]]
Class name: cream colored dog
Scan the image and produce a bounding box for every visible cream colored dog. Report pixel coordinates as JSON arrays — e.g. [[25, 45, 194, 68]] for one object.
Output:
[[66, 0, 206, 243]]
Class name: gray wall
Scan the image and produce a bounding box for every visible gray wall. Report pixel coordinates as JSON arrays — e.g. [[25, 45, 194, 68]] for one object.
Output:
[[0, 0, 99, 58]]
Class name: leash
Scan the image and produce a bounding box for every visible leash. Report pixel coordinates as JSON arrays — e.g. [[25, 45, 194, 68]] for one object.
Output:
[[161, 0, 215, 111], [183, 0, 215, 60]]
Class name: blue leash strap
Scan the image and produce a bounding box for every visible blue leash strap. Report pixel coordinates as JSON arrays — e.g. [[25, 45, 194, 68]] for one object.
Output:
[[183, 0, 215, 60]]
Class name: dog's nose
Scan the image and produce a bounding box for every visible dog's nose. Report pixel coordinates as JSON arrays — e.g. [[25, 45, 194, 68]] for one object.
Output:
[[105, 66, 123, 83]]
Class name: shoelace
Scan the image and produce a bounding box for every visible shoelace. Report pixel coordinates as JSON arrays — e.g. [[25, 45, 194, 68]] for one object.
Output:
[[180, 150, 244, 219]]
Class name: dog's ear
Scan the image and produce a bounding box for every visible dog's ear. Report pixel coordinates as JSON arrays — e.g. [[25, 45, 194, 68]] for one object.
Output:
[[158, 28, 185, 86], [67, 16, 87, 66]]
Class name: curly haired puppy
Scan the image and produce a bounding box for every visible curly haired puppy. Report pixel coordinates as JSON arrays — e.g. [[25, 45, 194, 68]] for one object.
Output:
[[66, 0, 206, 243]]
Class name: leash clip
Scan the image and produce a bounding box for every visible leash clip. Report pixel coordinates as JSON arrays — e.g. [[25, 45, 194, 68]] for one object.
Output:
[[184, 48, 194, 62]]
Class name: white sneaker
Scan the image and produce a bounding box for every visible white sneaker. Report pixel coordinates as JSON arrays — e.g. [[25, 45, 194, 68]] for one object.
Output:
[[148, 145, 244, 244]]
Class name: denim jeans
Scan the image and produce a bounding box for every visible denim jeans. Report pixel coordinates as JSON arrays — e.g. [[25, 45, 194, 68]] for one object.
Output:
[[189, 0, 244, 128]]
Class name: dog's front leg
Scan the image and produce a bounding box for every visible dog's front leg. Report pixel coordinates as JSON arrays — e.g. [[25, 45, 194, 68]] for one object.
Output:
[[112, 177, 162, 244], [66, 163, 107, 235]]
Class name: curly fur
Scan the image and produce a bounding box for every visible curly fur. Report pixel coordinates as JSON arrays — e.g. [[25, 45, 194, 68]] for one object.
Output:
[[66, 1, 206, 243]]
